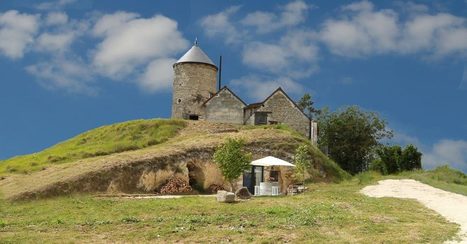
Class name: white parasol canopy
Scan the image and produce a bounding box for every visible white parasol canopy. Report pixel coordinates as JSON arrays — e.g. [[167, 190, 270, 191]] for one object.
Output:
[[251, 156, 296, 167]]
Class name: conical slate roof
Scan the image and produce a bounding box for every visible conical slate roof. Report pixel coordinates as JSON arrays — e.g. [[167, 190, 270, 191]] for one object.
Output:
[[176, 40, 216, 67]]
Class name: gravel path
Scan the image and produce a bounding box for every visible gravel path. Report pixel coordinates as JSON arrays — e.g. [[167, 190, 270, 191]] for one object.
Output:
[[361, 179, 467, 243]]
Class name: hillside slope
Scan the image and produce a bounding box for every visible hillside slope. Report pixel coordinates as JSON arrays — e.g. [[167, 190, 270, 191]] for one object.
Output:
[[0, 120, 348, 201], [0, 119, 186, 175]]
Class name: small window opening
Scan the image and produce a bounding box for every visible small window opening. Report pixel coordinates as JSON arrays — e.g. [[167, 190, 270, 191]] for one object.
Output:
[[189, 115, 199, 120], [177, 99, 181, 104]]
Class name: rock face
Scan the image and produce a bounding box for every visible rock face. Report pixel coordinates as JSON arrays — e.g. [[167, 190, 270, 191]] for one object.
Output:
[[235, 187, 252, 199], [216, 190, 235, 203]]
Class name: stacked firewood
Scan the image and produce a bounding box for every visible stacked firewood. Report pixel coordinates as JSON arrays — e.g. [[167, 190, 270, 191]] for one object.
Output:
[[159, 177, 192, 194]]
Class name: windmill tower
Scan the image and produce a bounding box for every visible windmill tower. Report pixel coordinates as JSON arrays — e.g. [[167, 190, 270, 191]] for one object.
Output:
[[171, 39, 218, 120]]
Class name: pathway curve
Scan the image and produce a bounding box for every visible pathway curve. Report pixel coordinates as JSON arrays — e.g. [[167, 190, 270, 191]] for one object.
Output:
[[361, 179, 467, 244]]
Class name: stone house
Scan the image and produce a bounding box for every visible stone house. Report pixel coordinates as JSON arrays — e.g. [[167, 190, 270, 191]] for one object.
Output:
[[171, 41, 318, 143]]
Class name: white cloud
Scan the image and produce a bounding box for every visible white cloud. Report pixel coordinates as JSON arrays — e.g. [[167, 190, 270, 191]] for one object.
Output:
[[280, 0, 310, 26], [230, 75, 303, 101], [45, 12, 68, 26], [243, 42, 288, 71], [139, 58, 176, 92], [400, 13, 466, 55], [202, 2, 317, 94], [320, 2, 399, 57], [242, 30, 319, 78], [92, 12, 188, 79], [26, 56, 95, 95], [200, 6, 243, 44], [0, 10, 39, 59], [36, 32, 75, 53], [395, 1, 429, 14], [423, 140, 467, 172], [92, 11, 139, 37], [342, 0, 374, 12], [241, 0, 310, 34], [36, 0, 77, 11], [320, 1, 467, 57]]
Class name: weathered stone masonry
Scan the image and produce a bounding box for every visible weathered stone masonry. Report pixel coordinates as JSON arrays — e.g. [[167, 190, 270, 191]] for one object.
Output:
[[171, 42, 318, 143]]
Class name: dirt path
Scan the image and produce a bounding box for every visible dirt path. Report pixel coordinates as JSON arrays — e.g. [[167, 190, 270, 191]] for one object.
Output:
[[361, 179, 467, 243]]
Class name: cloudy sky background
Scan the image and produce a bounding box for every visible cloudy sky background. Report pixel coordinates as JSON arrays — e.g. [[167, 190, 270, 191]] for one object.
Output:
[[0, 0, 466, 172]]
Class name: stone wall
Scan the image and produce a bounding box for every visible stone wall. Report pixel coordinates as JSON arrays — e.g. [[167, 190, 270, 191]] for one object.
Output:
[[171, 63, 217, 119], [205, 89, 244, 124], [257, 90, 310, 138]]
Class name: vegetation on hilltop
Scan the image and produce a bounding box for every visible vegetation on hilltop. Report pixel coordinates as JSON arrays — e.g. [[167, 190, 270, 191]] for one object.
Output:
[[0, 119, 186, 175]]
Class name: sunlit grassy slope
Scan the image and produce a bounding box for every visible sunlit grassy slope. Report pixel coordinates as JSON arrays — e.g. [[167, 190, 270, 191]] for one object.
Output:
[[0, 119, 186, 175]]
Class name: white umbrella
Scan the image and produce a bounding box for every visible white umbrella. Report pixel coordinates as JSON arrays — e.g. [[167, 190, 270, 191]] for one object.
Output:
[[251, 156, 296, 167]]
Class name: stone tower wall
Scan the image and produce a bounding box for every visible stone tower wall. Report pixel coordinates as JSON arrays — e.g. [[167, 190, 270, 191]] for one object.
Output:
[[171, 63, 217, 119]]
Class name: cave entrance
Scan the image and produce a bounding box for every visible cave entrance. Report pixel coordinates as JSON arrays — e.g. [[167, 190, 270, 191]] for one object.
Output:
[[187, 161, 204, 193]]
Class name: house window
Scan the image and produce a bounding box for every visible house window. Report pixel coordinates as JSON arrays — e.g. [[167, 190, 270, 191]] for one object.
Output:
[[254, 112, 268, 125]]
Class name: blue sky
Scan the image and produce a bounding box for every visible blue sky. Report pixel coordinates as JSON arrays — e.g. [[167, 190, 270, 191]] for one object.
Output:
[[0, 0, 467, 172]]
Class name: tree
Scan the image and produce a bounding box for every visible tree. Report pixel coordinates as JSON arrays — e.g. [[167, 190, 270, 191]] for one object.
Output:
[[293, 144, 311, 184], [400, 144, 422, 171], [317, 106, 393, 175], [297, 93, 320, 119], [371, 144, 423, 175], [213, 138, 252, 191], [376, 145, 402, 174]]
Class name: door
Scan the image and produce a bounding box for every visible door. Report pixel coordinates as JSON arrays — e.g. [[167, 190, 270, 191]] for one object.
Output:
[[243, 169, 253, 194]]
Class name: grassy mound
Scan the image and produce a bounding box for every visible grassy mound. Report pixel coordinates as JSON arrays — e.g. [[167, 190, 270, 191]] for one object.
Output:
[[0, 119, 186, 175], [0, 121, 349, 200]]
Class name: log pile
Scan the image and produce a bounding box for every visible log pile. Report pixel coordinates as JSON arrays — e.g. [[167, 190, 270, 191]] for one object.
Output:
[[159, 177, 192, 194]]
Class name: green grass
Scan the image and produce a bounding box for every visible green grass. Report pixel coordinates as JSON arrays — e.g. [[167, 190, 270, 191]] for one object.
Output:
[[395, 166, 467, 196], [0, 180, 458, 243], [307, 144, 351, 183], [353, 166, 467, 196], [0, 119, 186, 175]]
